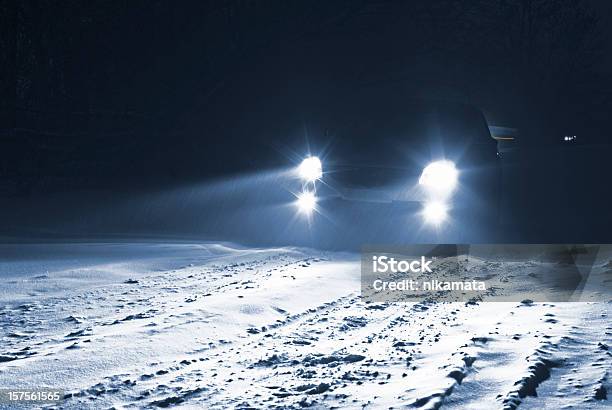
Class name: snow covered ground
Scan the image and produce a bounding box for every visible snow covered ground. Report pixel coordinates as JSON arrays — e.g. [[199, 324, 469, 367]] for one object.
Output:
[[0, 242, 610, 409]]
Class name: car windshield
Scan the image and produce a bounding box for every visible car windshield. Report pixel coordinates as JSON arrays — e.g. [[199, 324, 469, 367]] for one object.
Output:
[[328, 100, 491, 164]]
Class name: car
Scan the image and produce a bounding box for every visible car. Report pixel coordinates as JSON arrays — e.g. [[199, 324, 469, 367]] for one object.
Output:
[[289, 98, 502, 244]]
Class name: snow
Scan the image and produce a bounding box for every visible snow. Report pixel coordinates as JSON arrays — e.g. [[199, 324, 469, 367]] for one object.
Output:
[[0, 242, 610, 409]]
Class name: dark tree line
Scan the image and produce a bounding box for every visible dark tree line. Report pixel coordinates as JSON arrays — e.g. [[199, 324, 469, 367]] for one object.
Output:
[[0, 0, 609, 194]]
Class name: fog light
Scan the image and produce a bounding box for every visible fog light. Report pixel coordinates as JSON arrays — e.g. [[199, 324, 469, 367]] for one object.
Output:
[[296, 191, 317, 214], [422, 201, 447, 225]]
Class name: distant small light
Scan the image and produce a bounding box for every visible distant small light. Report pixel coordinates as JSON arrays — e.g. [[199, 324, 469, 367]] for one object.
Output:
[[296, 191, 317, 214], [422, 201, 448, 225]]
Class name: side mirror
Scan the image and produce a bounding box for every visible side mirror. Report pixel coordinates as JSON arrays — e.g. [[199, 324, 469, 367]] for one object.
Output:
[[489, 126, 518, 154]]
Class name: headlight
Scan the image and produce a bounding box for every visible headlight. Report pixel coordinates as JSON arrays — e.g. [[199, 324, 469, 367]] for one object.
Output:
[[418, 160, 458, 195], [297, 156, 322, 182]]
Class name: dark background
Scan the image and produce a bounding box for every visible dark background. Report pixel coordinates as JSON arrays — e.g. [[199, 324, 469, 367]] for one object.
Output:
[[0, 0, 611, 242]]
